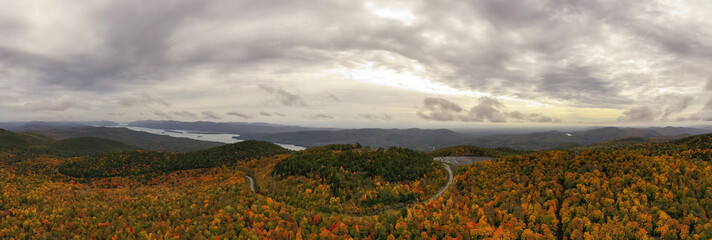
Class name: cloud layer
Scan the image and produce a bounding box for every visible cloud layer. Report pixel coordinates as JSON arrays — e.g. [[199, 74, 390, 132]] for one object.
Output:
[[417, 97, 559, 123], [1, 0, 711, 125]]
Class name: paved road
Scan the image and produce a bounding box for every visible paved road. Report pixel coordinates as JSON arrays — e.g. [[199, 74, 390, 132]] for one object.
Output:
[[425, 163, 453, 203], [245, 176, 256, 192]]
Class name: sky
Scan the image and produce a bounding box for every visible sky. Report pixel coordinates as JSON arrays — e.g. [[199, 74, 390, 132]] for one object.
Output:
[[1, 0, 712, 128]]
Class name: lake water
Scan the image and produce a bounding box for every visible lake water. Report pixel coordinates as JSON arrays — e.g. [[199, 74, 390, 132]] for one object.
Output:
[[114, 126, 306, 151]]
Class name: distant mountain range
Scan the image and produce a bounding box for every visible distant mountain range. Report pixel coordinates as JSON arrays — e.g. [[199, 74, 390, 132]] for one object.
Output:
[[467, 126, 712, 150], [245, 126, 712, 151], [2, 120, 711, 151], [241, 128, 468, 150]]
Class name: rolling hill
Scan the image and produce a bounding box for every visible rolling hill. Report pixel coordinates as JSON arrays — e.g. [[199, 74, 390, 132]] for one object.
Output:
[[240, 126, 711, 151], [43, 137, 140, 157], [23, 126, 224, 152]]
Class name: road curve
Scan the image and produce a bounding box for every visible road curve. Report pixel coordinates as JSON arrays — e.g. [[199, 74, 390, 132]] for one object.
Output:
[[425, 163, 453, 203], [245, 176, 256, 192]]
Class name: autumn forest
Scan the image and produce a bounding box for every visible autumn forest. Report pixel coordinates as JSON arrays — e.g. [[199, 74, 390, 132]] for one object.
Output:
[[2, 128, 712, 239]]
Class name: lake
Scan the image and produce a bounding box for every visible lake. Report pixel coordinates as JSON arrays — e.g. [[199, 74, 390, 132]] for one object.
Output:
[[116, 126, 306, 151]]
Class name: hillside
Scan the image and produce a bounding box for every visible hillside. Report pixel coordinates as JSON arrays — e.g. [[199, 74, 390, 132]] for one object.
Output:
[[58, 140, 289, 179], [428, 145, 524, 158], [24, 126, 224, 152], [0, 128, 53, 150], [43, 137, 140, 157], [262, 144, 448, 214]]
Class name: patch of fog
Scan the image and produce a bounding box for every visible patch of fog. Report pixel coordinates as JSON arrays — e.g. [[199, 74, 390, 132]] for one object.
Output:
[[105, 125, 306, 151]]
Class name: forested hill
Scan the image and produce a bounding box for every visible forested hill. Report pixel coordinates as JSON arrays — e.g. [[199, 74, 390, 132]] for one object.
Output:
[[57, 140, 289, 179], [0, 129, 138, 158], [0, 128, 53, 150], [22, 126, 224, 152]]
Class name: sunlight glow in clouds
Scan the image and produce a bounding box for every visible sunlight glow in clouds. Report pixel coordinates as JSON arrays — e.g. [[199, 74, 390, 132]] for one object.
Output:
[[328, 63, 489, 98], [365, 2, 415, 25]]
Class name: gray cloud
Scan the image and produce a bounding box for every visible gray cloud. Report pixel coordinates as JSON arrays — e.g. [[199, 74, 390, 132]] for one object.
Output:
[[327, 93, 340, 102], [535, 67, 629, 106], [0, 95, 18, 104], [170, 111, 197, 119], [465, 97, 506, 122], [618, 106, 657, 122], [418, 97, 558, 123], [15, 99, 88, 112], [227, 111, 253, 119], [416, 97, 464, 121], [308, 114, 333, 120], [259, 85, 307, 107], [707, 78, 712, 91], [508, 111, 559, 123], [359, 113, 393, 121], [259, 111, 286, 117], [0, 1, 210, 92], [201, 111, 222, 120], [118, 93, 170, 107], [1, 0, 712, 125], [154, 111, 172, 119], [660, 95, 693, 119]]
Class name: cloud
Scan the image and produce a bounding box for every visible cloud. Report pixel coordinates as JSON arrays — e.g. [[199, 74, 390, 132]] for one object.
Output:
[[417, 97, 559, 123], [416, 97, 464, 121], [660, 95, 693, 119], [308, 114, 333, 120], [508, 111, 559, 123], [464, 97, 506, 122], [201, 111, 222, 120], [259, 111, 286, 117], [154, 111, 172, 119], [1, 0, 712, 125], [227, 111, 253, 119], [618, 106, 657, 122], [118, 93, 170, 107], [0, 95, 18, 104], [170, 111, 197, 119], [359, 113, 393, 121], [11, 98, 88, 112], [259, 85, 307, 107], [327, 93, 340, 102]]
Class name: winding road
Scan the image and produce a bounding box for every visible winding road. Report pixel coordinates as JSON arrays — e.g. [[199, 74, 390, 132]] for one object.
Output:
[[425, 163, 454, 204], [245, 175, 256, 192]]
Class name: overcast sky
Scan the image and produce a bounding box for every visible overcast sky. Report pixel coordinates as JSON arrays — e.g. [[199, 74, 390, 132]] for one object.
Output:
[[1, 0, 712, 128]]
